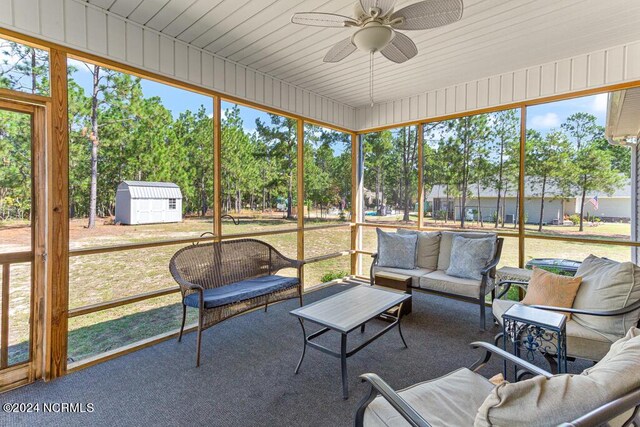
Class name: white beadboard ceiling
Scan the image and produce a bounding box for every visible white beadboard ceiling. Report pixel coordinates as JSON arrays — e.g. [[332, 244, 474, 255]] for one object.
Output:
[[85, 0, 640, 109]]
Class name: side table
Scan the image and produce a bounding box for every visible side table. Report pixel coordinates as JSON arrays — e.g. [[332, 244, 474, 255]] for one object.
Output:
[[373, 271, 412, 316], [502, 304, 567, 377]]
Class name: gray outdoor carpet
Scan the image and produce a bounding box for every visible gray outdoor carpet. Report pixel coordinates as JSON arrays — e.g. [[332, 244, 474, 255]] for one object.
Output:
[[1, 280, 591, 427]]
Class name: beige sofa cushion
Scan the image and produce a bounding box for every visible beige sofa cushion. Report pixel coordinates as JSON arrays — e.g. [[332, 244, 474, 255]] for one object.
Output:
[[397, 229, 441, 270], [572, 255, 640, 340], [365, 368, 493, 427], [492, 299, 614, 361], [420, 270, 484, 299], [372, 266, 432, 288], [438, 231, 497, 271], [475, 327, 640, 427]]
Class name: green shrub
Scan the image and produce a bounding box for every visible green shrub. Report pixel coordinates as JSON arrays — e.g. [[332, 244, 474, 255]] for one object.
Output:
[[320, 271, 349, 283], [568, 214, 581, 225]]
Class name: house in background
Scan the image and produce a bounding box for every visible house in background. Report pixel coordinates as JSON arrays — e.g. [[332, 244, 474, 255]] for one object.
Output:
[[426, 180, 631, 224], [115, 181, 183, 225]]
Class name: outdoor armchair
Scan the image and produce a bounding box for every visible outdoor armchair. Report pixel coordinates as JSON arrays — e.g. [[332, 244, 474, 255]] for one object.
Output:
[[169, 238, 304, 366], [493, 279, 640, 367], [355, 329, 640, 427]]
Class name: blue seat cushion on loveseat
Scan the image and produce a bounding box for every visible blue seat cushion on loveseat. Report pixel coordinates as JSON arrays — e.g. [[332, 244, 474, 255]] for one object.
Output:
[[183, 275, 300, 309]]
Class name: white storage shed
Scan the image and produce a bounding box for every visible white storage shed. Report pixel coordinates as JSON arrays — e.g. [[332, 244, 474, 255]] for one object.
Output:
[[115, 181, 183, 225]]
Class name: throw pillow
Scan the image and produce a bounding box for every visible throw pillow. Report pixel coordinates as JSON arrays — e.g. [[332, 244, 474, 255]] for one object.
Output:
[[521, 267, 582, 319], [474, 327, 640, 427], [376, 228, 417, 270], [397, 229, 441, 270], [438, 231, 497, 271], [445, 236, 496, 281], [572, 255, 640, 339]]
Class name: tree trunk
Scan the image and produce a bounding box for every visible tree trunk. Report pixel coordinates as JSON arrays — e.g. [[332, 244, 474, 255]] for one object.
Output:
[[30, 50, 37, 94], [287, 171, 293, 219], [514, 190, 519, 229], [87, 65, 101, 229], [495, 137, 505, 228], [403, 177, 410, 222], [579, 183, 587, 232], [445, 185, 450, 224], [375, 167, 381, 214], [381, 171, 385, 216], [538, 176, 547, 232], [460, 120, 469, 229], [477, 182, 483, 227]]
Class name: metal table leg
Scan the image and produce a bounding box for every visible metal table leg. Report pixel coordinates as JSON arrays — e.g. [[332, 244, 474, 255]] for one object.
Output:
[[397, 302, 408, 348], [502, 322, 507, 379], [295, 318, 307, 374], [341, 333, 348, 400]]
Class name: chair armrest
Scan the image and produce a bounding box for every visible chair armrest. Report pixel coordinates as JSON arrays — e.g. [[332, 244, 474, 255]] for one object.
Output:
[[285, 258, 305, 268], [469, 341, 553, 379], [560, 387, 640, 427], [369, 253, 379, 286], [355, 373, 431, 427], [531, 298, 640, 317], [495, 280, 529, 300], [481, 257, 501, 276]]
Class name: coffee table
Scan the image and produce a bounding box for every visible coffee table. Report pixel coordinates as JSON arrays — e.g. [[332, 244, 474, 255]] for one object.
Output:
[[290, 285, 411, 399]]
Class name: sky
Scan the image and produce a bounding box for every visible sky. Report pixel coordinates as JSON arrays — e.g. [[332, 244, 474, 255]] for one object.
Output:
[[67, 59, 609, 139], [69, 58, 271, 132]]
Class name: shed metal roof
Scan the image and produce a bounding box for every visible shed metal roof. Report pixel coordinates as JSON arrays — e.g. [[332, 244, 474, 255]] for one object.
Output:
[[118, 181, 182, 199]]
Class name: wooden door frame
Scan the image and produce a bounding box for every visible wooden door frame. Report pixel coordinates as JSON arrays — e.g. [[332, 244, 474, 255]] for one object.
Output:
[[0, 96, 47, 391]]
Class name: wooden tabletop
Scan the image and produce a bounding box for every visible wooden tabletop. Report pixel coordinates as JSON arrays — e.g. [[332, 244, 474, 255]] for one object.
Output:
[[290, 285, 411, 333], [374, 271, 412, 281]]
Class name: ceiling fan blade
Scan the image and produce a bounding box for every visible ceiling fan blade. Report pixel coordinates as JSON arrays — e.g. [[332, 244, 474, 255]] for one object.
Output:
[[380, 32, 417, 63], [359, 0, 396, 17], [390, 0, 463, 30], [323, 37, 358, 63], [291, 12, 357, 28]]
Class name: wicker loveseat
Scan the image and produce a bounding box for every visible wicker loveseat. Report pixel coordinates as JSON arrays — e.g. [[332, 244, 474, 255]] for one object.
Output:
[[170, 238, 304, 366]]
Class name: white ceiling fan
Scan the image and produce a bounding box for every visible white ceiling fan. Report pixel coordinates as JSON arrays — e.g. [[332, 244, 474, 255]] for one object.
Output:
[[291, 0, 463, 105]]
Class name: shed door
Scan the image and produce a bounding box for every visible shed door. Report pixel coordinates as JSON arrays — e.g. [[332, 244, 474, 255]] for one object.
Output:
[[137, 200, 150, 223]]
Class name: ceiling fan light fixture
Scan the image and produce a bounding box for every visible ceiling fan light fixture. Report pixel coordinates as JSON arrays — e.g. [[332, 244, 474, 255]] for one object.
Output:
[[351, 22, 394, 52]]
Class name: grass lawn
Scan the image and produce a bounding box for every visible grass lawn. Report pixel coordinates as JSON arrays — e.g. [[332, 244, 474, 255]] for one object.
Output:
[[0, 213, 634, 363]]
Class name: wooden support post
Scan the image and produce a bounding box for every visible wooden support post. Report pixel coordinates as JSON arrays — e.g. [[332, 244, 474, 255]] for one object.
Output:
[[45, 48, 69, 380], [518, 107, 526, 269], [1, 264, 9, 368], [417, 124, 424, 229], [31, 105, 47, 381], [213, 96, 222, 238], [350, 133, 359, 276], [297, 119, 305, 288]]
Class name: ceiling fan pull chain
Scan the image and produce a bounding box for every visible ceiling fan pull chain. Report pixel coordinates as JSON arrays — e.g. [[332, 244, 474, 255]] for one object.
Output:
[[370, 51, 374, 107]]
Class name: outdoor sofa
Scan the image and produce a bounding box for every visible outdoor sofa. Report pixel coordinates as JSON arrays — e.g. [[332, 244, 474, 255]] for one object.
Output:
[[371, 229, 504, 330]]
